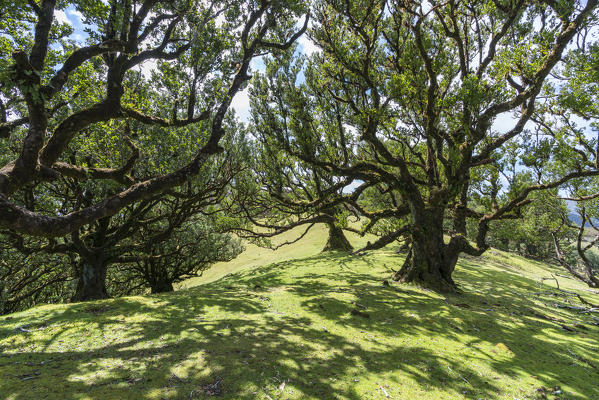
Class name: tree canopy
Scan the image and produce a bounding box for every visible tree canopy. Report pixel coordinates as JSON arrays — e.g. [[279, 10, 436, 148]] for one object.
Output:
[[0, 0, 308, 236], [258, 0, 599, 291], [2, 0, 599, 305]]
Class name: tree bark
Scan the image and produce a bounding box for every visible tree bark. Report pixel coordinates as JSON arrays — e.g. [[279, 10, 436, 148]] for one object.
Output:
[[585, 274, 599, 288], [322, 223, 353, 252], [150, 279, 174, 294], [552, 230, 599, 288], [72, 258, 109, 302], [525, 243, 538, 258], [145, 259, 175, 293], [392, 210, 459, 293]]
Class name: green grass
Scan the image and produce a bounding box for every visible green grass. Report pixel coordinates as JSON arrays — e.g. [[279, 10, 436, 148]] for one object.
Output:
[[180, 222, 372, 287], [1, 224, 598, 399]]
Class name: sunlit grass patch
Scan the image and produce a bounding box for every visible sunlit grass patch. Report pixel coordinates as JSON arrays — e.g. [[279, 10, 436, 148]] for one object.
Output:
[[1, 225, 598, 399]]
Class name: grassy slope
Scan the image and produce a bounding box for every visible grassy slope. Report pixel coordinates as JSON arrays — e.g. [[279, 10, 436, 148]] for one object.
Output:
[[1, 225, 598, 400], [180, 222, 371, 287]]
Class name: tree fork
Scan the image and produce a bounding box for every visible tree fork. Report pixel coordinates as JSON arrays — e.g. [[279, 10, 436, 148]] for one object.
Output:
[[392, 220, 460, 293]]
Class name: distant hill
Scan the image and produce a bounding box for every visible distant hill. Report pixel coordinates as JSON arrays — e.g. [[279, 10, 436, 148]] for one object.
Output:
[[569, 211, 584, 226], [569, 212, 599, 229]]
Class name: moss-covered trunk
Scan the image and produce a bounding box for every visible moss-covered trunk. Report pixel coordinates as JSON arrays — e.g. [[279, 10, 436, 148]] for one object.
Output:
[[145, 258, 175, 293], [150, 279, 174, 294], [322, 223, 353, 252], [72, 258, 109, 302], [392, 208, 459, 293]]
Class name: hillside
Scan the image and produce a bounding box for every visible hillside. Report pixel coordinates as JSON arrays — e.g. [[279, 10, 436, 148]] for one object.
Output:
[[1, 225, 598, 400], [180, 223, 373, 287]]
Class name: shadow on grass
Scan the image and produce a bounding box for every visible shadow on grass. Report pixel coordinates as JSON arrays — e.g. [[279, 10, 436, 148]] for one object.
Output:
[[0, 251, 597, 399]]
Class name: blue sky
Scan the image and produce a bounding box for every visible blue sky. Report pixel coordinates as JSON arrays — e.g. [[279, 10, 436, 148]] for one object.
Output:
[[54, 7, 88, 41]]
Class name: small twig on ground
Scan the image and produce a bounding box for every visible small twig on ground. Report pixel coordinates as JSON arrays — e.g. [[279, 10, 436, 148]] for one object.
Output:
[[567, 348, 598, 369], [379, 385, 390, 398], [551, 274, 560, 290], [575, 293, 599, 308], [532, 283, 599, 308]]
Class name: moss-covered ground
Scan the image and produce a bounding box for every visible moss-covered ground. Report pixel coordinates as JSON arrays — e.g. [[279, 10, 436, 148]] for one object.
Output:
[[1, 224, 598, 399]]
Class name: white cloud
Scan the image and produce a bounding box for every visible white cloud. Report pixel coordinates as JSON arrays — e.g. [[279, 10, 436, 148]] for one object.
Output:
[[54, 10, 69, 25], [343, 179, 362, 194], [421, 1, 433, 14], [298, 33, 319, 56], [231, 60, 264, 122], [215, 12, 226, 27], [231, 87, 251, 122], [139, 59, 158, 79], [492, 112, 518, 134], [67, 9, 84, 24], [250, 56, 265, 72]]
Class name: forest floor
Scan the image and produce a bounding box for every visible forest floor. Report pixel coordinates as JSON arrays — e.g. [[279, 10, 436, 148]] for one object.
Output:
[[1, 225, 599, 399]]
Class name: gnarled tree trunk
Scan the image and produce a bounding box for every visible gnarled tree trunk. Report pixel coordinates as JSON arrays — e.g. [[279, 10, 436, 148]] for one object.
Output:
[[144, 258, 176, 293], [322, 223, 353, 252], [149, 277, 174, 294], [392, 209, 459, 293], [72, 258, 109, 302]]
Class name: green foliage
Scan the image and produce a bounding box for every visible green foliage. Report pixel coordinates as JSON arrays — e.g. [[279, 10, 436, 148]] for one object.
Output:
[[483, 192, 571, 259], [111, 214, 244, 295], [0, 236, 73, 315], [235, 51, 356, 249]]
